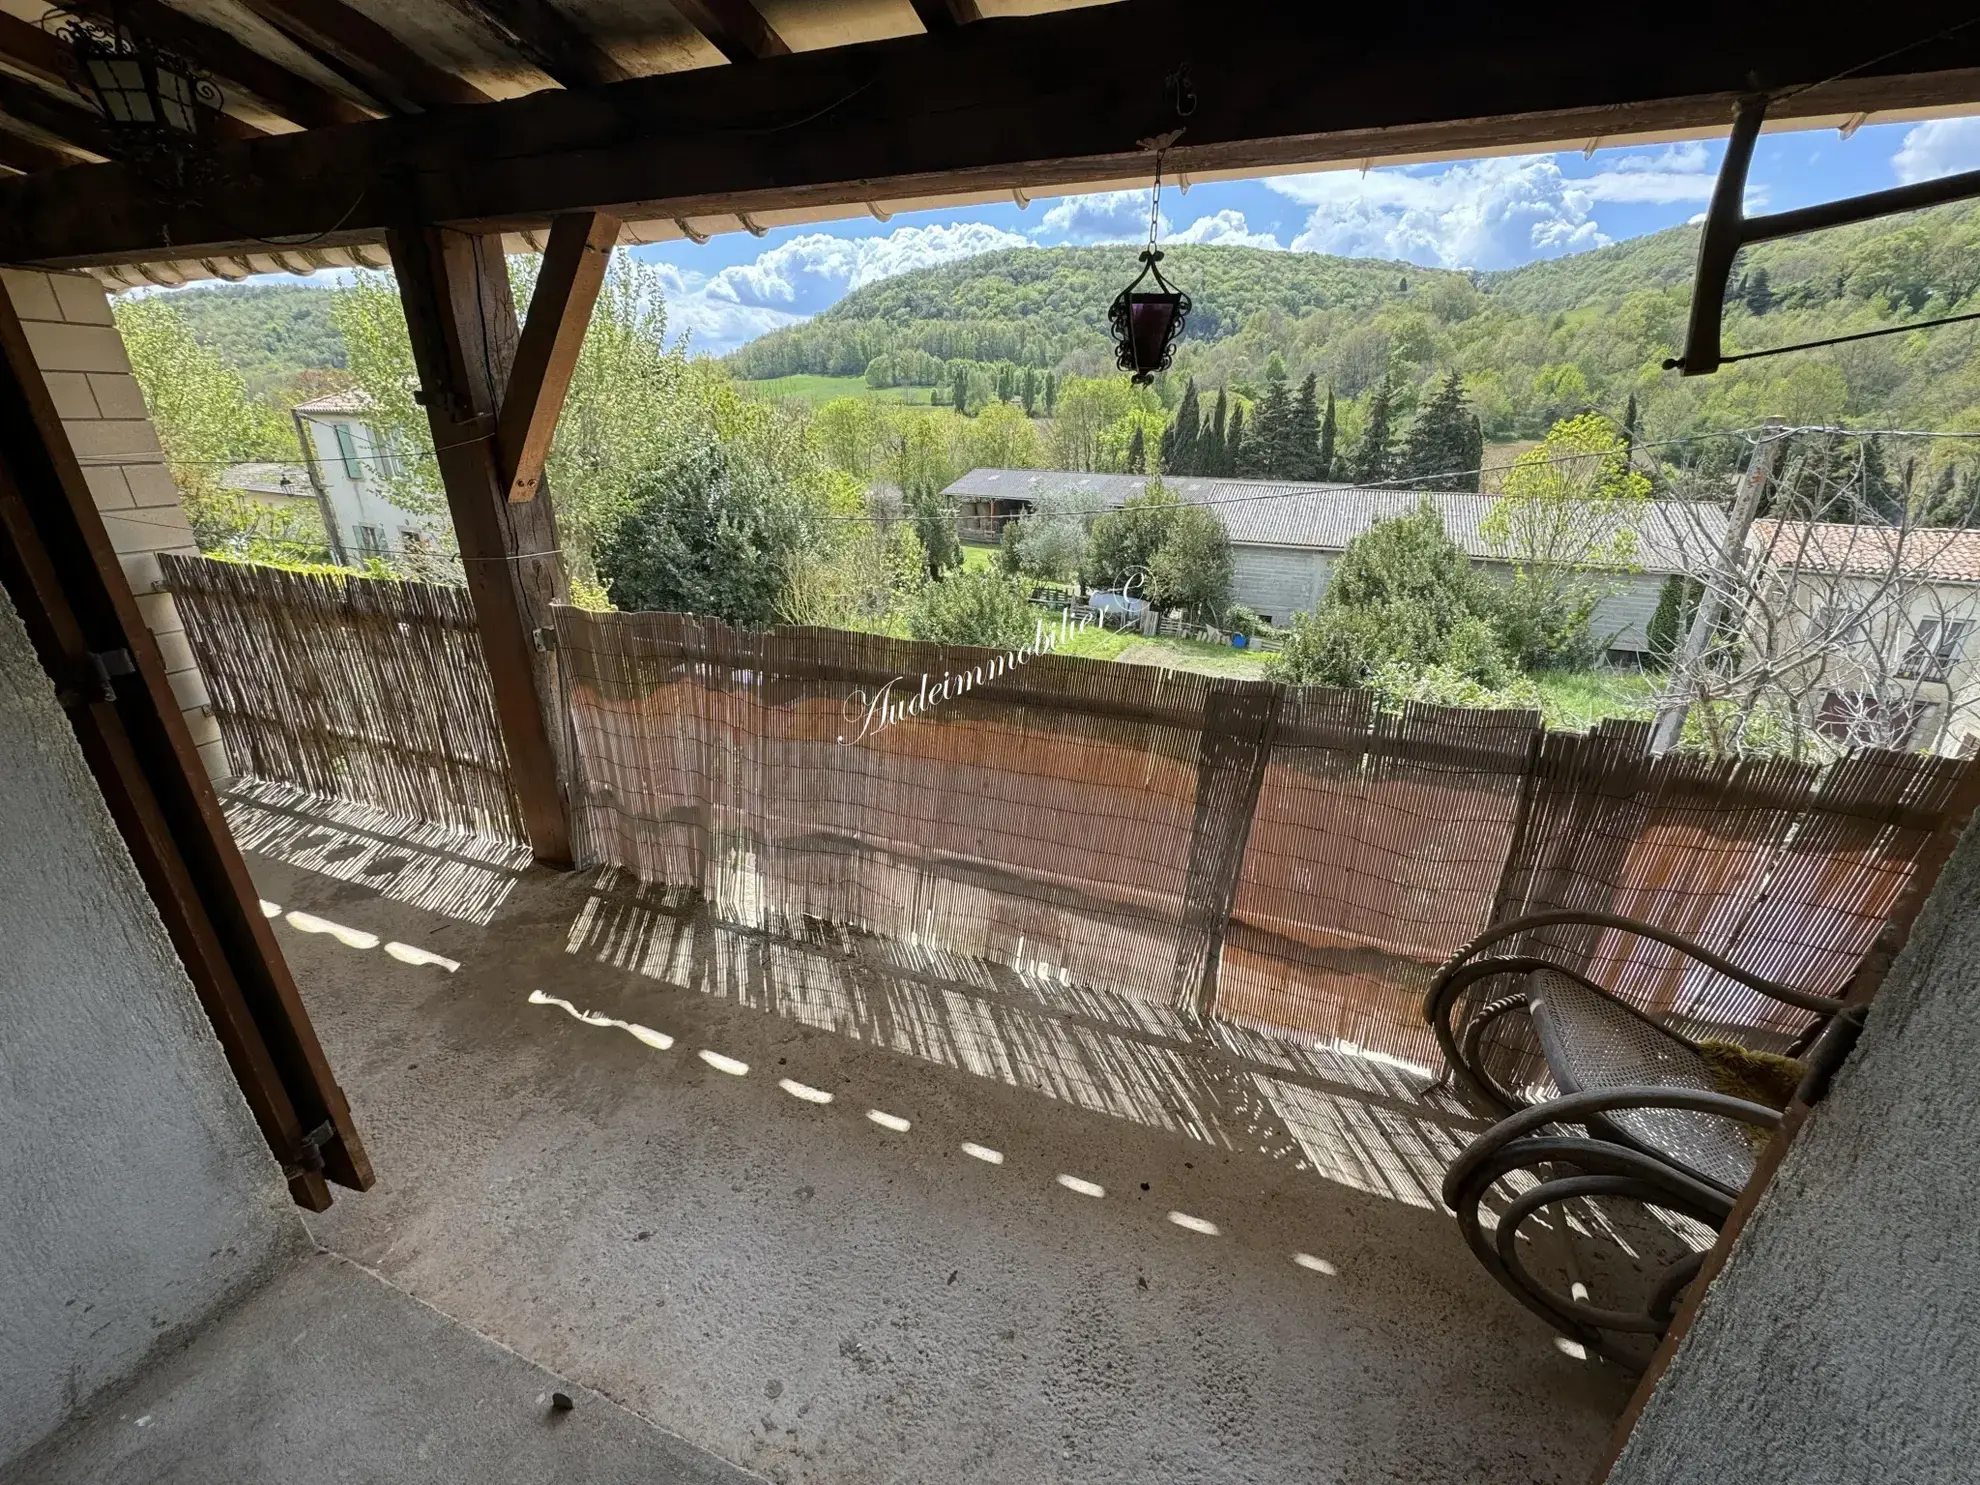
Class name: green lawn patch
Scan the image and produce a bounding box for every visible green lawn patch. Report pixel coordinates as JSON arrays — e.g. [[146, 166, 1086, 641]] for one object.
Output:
[[740, 374, 935, 406], [1532, 667, 1660, 731]]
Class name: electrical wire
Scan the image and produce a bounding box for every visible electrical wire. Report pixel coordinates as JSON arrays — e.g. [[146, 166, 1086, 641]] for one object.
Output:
[[1683, 310, 1980, 368]]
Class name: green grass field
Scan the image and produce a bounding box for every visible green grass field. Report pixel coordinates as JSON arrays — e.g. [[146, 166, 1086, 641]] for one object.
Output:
[[740, 374, 936, 407], [1532, 667, 1660, 731]]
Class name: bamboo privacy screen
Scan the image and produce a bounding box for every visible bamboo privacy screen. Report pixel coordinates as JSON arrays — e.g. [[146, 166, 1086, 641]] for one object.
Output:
[[162, 555, 524, 841], [166, 557, 1973, 1069]]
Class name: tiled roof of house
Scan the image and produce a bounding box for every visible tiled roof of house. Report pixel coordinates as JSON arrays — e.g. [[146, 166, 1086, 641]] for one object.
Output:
[[944, 468, 1726, 574], [1750, 520, 1980, 584], [292, 388, 375, 415]]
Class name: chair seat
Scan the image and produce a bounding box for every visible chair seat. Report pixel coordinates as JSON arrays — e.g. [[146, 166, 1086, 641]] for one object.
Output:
[[1526, 970, 1758, 1197]]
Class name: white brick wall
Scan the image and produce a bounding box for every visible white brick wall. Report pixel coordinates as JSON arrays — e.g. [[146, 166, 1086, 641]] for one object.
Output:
[[2, 266, 228, 781]]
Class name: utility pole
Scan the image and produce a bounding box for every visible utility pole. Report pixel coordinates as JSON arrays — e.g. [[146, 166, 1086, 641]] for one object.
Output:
[[1649, 419, 1788, 753]]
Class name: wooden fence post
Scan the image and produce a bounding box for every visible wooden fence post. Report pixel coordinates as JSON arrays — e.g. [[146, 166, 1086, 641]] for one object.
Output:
[[1173, 677, 1282, 1020], [388, 224, 581, 867]]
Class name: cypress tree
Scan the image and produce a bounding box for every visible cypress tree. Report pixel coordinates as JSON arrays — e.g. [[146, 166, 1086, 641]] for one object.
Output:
[[1163, 378, 1201, 475], [1044, 372, 1057, 416], [1022, 366, 1039, 415], [1621, 390, 1639, 466], [1291, 373, 1321, 480], [952, 365, 971, 416], [1317, 385, 1337, 481], [1202, 389, 1228, 476], [1225, 403, 1248, 477], [1127, 422, 1146, 474], [1350, 375, 1397, 484]]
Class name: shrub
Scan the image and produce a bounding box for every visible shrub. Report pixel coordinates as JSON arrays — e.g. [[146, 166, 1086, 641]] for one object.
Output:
[[1148, 503, 1233, 621], [1225, 604, 1264, 638], [905, 568, 1037, 649]]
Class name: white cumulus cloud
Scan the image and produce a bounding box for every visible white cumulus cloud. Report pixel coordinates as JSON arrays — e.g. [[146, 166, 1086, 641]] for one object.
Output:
[[1169, 210, 1282, 249], [659, 222, 1028, 354], [1271, 156, 1609, 270], [1893, 117, 1980, 184], [1034, 190, 1163, 244]]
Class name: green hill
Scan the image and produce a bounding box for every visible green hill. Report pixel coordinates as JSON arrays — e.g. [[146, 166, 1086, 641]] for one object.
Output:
[[167, 282, 345, 397], [729, 203, 1980, 443]]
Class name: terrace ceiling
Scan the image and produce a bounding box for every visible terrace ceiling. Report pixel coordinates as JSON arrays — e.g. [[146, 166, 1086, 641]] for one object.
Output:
[[1, 0, 1979, 279]]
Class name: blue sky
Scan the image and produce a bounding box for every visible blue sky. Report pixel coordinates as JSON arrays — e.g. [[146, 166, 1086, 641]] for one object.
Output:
[[629, 115, 1980, 358]]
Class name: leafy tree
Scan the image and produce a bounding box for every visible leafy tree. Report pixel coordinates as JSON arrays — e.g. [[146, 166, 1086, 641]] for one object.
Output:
[[892, 416, 962, 577], [1271, 502, 1500, 686], [1022, 366, 1040, 415], [1148, 503, 1233, 621], [1744, 266, 1775, 315], [114, 296, 290, 506], [906, 567, 1036, 648], [1086, 478, 1180, 594], [1646, 574, 1701, 666], [1349, 374, 1397, 483], [814, 396, 892, 479], [1012, 488, 1100, 583], [1043, 372, 1057, 416], [598, 442, 821, 625], [997, 520, 1023, 574], [1399, 370, 1484, 491], [1048, 375, 1156, 472], [1480, 411, 1651, 668], [962, 399, 1042, 471]]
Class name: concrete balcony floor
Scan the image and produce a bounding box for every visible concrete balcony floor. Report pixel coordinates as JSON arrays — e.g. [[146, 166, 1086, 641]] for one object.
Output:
[[41, 785, 1637, 1484]]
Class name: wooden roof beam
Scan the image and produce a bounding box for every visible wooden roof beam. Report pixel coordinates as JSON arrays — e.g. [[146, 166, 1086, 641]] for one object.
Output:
[[0, 119, 85, 174], [0, 71, 126, 159], [498, 210, 619, 502], [7, 1, 1980, 266], [240, 0, 492, 112], [909, 0, 983, 30], [0, 12, 74, 94], [453, 0, 632, 88], [63, 0, 376, 128], [670, 0, 789, 63]]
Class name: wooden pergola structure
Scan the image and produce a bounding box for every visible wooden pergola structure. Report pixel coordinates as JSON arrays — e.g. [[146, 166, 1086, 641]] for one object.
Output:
[[3, 0, 1980, 1467]]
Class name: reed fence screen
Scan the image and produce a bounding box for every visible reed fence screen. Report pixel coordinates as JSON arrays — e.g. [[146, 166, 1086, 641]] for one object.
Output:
[[166, 557, 1973, 1069], [162, 555, 525, 841]]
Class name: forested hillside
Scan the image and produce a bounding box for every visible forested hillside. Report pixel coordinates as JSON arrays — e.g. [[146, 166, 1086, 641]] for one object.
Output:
[[727, 202, 1980, 447], [169, 283, 345, 397]]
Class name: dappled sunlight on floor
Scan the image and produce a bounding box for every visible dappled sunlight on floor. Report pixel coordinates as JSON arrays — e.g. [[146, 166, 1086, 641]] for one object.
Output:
[[560, 868, 1480, 1212], [225, 781, 530, 925]]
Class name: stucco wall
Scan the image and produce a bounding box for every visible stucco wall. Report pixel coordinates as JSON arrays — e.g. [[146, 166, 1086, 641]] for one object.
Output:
[[1607, 816, 1980, 1485], [1, 266, 228, 780], [0, 588, 306, 1469]]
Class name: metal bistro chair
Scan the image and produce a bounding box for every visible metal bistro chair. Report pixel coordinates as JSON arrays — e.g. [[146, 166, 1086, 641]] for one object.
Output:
[[1424, 909, 1861, 1365]]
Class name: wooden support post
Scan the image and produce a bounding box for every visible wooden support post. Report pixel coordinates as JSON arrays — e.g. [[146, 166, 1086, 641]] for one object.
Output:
[[1173, 678, 1282, 1020], [0, 274, 371, 1211], [498, 211, 618, 505], [388, 224, 574, 867]]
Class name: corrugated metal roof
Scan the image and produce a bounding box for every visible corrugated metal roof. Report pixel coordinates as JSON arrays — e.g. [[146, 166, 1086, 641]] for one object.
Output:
[[945, 468, 1726, 574], [1750, 519, 1980, 585]]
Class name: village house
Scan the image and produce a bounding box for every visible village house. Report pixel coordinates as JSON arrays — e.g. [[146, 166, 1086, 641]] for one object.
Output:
[[291, 390, 443, 567], [948, 468, 1727, 655]]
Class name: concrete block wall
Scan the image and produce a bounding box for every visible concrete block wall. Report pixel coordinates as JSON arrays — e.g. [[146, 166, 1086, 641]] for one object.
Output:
[[2, 266, 229, 780]]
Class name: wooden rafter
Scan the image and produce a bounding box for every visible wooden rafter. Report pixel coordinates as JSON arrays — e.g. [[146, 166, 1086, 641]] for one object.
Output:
[[0, 11, 73, 93], [7, 1, 1980, 265], [0, 70, 122, 158], [908, 0, 983, 30], [240, 0, 491, 112], [453, 0, 631, 89], [64, 0, 375, 128], [498, 211, 619, 502], [670, 0, 788, 63], [0, 120, 83, 174]]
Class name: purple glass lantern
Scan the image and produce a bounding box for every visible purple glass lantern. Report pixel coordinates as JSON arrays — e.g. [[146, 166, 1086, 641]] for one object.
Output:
[[1109, 248, 1190, 386]]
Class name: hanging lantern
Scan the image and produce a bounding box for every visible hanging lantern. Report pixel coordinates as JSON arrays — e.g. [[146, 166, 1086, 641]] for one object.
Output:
[[57, 5, 223, 181], [1109, 249, 1189, 386], [1107, 141, 1190, 386]]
